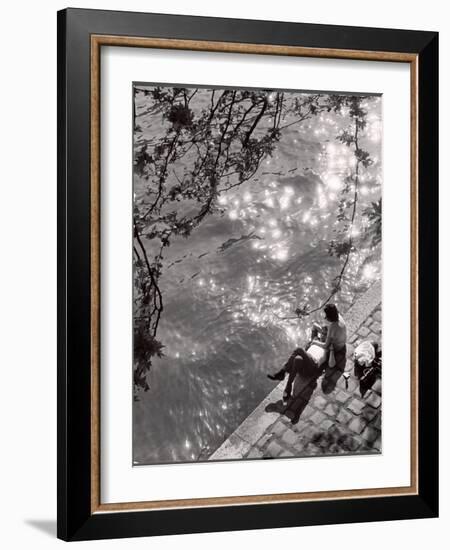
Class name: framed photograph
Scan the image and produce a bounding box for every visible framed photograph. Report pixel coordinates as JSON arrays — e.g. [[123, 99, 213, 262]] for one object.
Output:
[[57, 8, 438, 541]]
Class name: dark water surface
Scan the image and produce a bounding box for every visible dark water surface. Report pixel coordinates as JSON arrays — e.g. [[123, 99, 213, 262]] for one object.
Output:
[[133, 92, 382, 465]]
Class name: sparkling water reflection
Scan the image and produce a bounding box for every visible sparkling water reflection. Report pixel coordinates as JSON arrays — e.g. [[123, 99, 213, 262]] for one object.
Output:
[[133, 92, 381, 465]]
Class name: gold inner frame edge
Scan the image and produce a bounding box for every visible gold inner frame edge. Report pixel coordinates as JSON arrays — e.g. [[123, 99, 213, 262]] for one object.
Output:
[[90, 34, 419, 514]]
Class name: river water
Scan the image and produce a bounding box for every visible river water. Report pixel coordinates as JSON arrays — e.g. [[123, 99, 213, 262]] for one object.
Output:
[[133, 90, 382, 465]]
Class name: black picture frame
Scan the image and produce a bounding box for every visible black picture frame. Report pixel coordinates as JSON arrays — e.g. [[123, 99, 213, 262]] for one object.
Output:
[[57, 7, 438, 542]]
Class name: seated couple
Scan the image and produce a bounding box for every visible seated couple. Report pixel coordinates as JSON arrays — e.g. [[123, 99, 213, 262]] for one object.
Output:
[[268, 303, 347, 401]]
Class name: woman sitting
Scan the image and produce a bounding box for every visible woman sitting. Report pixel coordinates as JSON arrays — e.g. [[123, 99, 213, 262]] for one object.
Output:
[[313, 303, 347, 367]]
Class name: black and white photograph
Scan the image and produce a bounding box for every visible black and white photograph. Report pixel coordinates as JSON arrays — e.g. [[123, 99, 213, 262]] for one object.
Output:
[[132, 84, 383, 465], [0, 0, 443, 546]]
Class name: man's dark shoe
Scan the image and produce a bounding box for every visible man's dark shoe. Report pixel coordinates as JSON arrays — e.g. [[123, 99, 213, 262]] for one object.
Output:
[[267, 369, 286, 381]]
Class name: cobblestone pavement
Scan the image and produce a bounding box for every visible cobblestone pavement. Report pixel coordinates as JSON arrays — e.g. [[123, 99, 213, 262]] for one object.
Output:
[[243, 305, 382, 459]]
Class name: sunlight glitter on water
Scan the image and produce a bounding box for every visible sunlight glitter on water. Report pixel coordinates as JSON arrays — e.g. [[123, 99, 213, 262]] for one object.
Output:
[[133, 90, 382, 465]]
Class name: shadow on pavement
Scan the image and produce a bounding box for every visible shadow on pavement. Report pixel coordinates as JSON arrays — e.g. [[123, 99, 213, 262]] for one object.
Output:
[[321, 361, 346, 394], [265, 370, 320, 424]]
